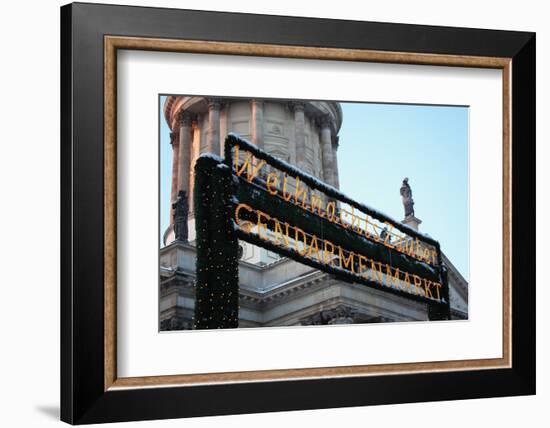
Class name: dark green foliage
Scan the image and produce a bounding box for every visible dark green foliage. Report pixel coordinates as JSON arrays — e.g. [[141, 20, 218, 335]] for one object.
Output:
[[428, 266, 451, 320], [193, 155, 239, 329]]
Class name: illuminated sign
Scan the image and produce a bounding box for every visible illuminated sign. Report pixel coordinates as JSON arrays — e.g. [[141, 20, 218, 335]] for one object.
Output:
[[193, 134, 450, 328]]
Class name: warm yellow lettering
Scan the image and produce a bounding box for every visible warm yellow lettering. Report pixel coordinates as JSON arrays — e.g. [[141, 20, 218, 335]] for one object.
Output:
[[383, 222, 395, 249], [423, 278, 434, 299], [306, 234, 322, 263], [403, 272, 412, 292], [326, 202, 337, 223], [338, 247, 355, 272], [386, 264, 401, 289], [273, 219, 289, 247], [323, 240, 335, 265], [370, 260, 384, 283], [311, 193, 323, 216], [422, 248, 431, 263], [294, 227, 308, 256], [339, 209, 350, 229], [235, 203, 253, 233], [434, 283, 443, 301], [294, 177, 309, 209], [412, 274, 423, 296], [282, 174, 292, 201], [349, 207, 361, 233], [257, 210, 270, 240], [393, 236, 404, 253], [360, 216, 370, 237], [358, 255, 368, 276], [266, 172, 278, 195], [404, 239, 415, 257], [234, 146, 266, 183]]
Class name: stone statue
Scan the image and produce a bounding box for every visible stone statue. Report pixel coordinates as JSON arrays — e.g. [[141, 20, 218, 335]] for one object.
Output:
[[172, 190, 189, 241], [380, 226, 390, 243], [400, 177, 415, 218]]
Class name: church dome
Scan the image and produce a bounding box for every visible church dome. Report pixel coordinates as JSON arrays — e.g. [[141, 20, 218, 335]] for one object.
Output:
[[163, 95, 343, 247], [164, 96, 342, 180]]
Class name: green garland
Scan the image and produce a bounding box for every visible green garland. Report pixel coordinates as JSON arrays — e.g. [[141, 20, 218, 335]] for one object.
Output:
[[193, 155, 239, 329]]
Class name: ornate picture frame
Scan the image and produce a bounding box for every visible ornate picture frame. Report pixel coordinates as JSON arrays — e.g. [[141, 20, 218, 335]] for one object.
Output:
[[61, 2, 535, 424]]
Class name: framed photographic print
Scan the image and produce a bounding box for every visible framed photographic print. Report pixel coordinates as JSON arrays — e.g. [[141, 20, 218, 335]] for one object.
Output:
[[60, 2, 536, 424]]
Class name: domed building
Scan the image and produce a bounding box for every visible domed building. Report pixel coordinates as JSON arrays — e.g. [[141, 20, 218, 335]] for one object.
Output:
[[159, 96, 468, 330]]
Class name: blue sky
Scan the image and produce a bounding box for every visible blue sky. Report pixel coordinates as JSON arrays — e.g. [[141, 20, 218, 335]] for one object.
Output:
[[337, 103, 468, 280], [159, 97, 469, 281]]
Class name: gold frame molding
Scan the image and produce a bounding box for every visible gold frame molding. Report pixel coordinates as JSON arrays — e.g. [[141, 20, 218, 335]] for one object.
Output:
[[104, 35, 512, 391]]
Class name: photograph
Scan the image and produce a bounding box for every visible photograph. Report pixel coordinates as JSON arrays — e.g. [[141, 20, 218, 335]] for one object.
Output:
[[159, 95, 469, 331], [55, 2, 536, 423]]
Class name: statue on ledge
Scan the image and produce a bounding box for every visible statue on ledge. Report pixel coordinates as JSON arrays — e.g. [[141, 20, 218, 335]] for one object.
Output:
[[400, 177, 415, 218], [172, 190, 189, 242]]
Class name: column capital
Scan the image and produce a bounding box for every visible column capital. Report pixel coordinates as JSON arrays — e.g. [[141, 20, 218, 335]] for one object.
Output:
[[289, 100, 305, 112], [317, 114, 332, 129], [250, 98, 264, 107], [206, 97, 221, 110], [177, 111, 193, 126]]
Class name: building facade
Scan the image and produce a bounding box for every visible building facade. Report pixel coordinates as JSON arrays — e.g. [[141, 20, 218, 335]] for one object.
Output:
[[160, 96, 468, 330]]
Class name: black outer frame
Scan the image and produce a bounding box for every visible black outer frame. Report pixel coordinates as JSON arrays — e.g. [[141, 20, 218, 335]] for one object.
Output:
[[60, 2, 535, 424]]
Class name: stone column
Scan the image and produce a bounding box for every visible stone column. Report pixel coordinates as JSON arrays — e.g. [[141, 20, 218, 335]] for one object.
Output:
[[250, 99, 264, 149], [188, 119, 200, 215], [169, 131, 180, 224], [176, 111, 193, 201], [206, 98, 221, 155], [319, 115, 335, 187], [291, 101, 306, 170], [332, 136, 340, 190]]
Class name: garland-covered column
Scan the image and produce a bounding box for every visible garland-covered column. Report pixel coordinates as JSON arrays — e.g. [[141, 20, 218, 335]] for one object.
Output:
[[193, 155, 239, 329], [428, 264, 451, 320]]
